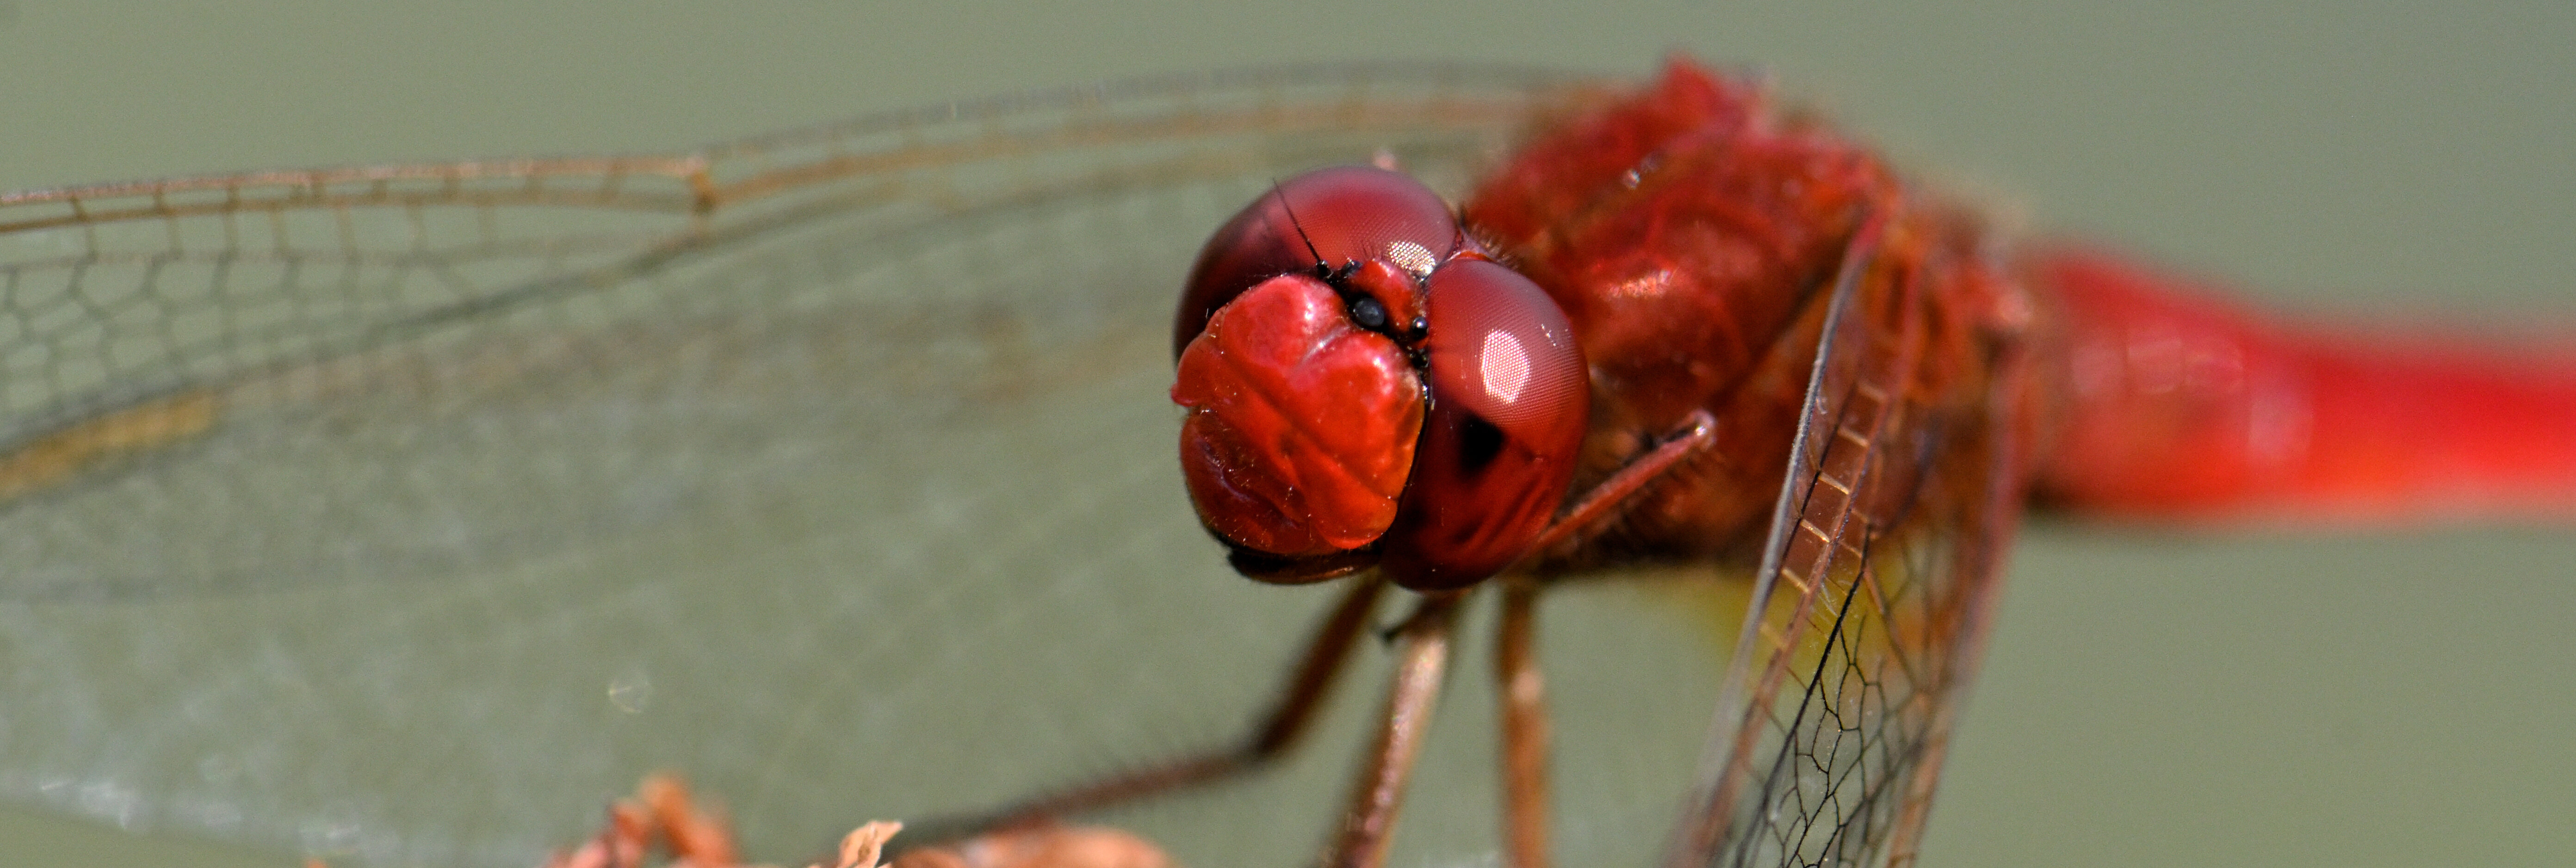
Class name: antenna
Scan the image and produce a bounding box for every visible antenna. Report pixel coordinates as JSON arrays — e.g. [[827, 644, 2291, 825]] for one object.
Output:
[[1269, 179, 1329, 274]]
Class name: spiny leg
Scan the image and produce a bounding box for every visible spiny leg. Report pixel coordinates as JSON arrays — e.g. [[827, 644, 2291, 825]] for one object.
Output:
[[1323, 592, 1465, 868], [970, 574, 1390, 831], [925, 409, 1713, 854], [1495, 578, 1551, 868], [1524, 410, 1718, 556], [1474, 409, 1712, 868]]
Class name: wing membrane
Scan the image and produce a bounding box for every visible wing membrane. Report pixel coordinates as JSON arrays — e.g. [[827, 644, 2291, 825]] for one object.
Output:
[[0, 67, 1610, 866], [0, 64, 1590, 599], [1671, 217, 2025, 868]]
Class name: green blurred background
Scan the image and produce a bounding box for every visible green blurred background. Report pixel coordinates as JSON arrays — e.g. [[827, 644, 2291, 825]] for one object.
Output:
[[3, 2, 2571, 866]]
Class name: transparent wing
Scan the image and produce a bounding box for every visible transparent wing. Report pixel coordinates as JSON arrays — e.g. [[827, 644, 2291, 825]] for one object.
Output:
[[1668, 220, 2027, 868], [0, 66, 1629, 866], [0, 64, 1583, 599]]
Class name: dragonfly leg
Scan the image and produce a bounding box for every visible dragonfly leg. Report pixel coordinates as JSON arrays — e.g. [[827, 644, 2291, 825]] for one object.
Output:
[[1494, 578, 1551, 868], [959, 574, 1388, 832], [1324, 592, 1465, 868], [1524, 409, 1720, 556]]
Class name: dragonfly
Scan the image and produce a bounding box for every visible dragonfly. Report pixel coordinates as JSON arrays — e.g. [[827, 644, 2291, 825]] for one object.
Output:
[[0, 59, 2568, 868]]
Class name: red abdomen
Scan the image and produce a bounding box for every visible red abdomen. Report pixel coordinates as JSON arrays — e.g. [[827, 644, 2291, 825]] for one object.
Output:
[[2030, 251, 2576, 523]]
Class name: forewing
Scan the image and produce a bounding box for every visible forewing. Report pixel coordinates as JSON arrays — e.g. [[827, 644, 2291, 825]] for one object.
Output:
[[0, 65, 1584, 598], [1668, 219, 2026, 868], [0, 67, 1591, 866]]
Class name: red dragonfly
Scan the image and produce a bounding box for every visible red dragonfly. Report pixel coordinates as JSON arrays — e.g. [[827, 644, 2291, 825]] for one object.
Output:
[[0, 60, 2567, 868]]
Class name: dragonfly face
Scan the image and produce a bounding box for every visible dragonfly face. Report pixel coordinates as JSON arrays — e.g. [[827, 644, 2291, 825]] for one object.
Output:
[[1173, 166, 1591, 591]]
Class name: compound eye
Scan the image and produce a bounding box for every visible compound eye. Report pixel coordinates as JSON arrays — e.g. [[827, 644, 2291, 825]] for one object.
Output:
[[1174, 166, 1461, 357], [1379, 259, 1590, 590]]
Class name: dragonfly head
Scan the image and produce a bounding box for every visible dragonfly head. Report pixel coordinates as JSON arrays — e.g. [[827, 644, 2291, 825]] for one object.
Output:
[[1171, 167, 1590, 591]]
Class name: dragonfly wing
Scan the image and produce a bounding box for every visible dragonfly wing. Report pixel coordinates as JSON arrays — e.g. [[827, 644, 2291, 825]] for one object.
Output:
[[0, 64, 1585, 599], [0, 67, 1598, 865], [1668, 217, 2028, 868]]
